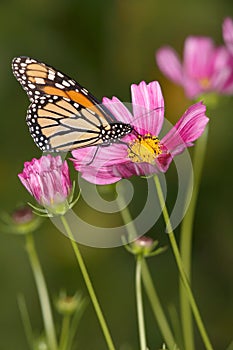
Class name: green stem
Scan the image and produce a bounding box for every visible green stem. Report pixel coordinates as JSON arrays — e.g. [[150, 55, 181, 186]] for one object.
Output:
[[136, 256, 147, 350], [117, 185, 138, 240], [67, 298, 88, 350], [25, 234, 58, 350], [59, 315, 70, 350], [17, 294, 34, 350], [180, 127, 209, 350], [60, 215, 116, 350], [154, 175, 214, 350], [141, 259, 178, 350], [117, 191, 176, 349]]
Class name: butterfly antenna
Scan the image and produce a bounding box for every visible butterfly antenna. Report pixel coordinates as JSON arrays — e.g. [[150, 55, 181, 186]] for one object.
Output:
[[131, 106, 164, 126]]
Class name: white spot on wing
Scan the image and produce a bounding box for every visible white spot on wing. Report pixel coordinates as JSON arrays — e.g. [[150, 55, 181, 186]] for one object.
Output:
[[81, 88, 88, 95], [55, 82, 65, 89], [62, 80, 71, 87], [57, 72, 64, 78], [28, 83, 36, 89], [48, 73, 55, 80], [35, 77, 45, 84], [68, 80, 76, 86]]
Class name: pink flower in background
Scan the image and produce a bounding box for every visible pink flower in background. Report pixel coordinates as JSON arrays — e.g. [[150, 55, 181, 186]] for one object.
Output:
[[19, 155, 73, 215], [71, 81, 209, 185], [223, 17, 233, 56], [156, 36, 233, 99]]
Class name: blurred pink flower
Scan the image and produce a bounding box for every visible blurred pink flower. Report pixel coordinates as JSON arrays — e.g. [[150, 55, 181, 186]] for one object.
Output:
[[156, 36, 233, 99], [223, 17, 233, 56], [18, 155, 73, 215], [71, 81, 209, 185]]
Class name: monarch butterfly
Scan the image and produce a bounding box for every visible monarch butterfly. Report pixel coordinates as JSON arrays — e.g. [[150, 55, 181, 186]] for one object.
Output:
[[12, 56, 134, 153]]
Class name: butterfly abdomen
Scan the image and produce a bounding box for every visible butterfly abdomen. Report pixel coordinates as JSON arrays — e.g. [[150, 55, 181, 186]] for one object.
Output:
[[99, 123, 133, 144]]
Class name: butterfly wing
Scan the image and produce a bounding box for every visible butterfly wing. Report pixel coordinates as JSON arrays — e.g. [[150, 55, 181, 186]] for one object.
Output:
[[12, 56, 117, 151], [27, 95, 113, 151]]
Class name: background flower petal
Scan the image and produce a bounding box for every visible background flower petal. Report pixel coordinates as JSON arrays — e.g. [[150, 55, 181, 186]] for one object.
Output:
[[183, 36, 215, 78], [211, 46, 233, 93], [183, 77, 202, 99], [223, 17, 233, 56], [156, 47, 184, 84]]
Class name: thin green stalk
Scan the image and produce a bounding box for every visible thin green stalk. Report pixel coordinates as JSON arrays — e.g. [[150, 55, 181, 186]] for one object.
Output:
[[117, 190, 176, 349], [154, 175, 214, 350], [17, 294, 34, 350], [136, 257, 147, 350], [141, 259, 178, 350], [60, 215, 116, 350], [117, 186, 138, 240], [180, 127, 209, 350], [59, 315, 71, 350], [67, 298, 89, 350], [25, 234, 58, 350]]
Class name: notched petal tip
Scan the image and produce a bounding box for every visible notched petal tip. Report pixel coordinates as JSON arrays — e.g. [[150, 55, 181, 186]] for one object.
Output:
[[161, 101, 208, 157]]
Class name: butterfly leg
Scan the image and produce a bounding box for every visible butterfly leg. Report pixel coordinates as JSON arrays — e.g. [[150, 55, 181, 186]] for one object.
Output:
[[85, 147, 100, 166]]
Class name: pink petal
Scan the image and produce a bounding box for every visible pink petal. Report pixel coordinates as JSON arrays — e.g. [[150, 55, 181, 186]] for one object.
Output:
[[113, 161, 158, 179], [183, 77, 203, 99], [72, 143, 128, 168], [130, 81, 165, 135], [212, 64, 233, 93], [102, 96, 133, 123], [223, 17, 233, 56], [156, 153, 173, 173], [183, 36, 215, 79], [72, 145, 130, 184], [211, 46, 233, 93], [18, 173, 33, 196], [161, 102, 209, 156], [71, 143, 131, 184], [156, 47, 184, 84], [184, 42, 233, 97], [79, 161, 158, 185], [71, 147, 99, 166], [71, 140, 159, 184], [18, 155, 72, 206], [79, 166, 122, 185]]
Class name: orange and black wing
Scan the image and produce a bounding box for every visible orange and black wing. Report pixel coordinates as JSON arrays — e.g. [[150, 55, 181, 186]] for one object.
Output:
[[12, 56, 117, 151]]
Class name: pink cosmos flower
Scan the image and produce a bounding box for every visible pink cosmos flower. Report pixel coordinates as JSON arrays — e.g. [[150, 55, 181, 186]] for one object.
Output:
[[156, 36, 233, 99], [223, 17, 233, 56], [71, 81, 209, 185], [18, 155, 73, 215]]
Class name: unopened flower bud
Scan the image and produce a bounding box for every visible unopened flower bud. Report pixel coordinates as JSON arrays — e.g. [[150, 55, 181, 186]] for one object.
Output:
[[1, 205, 42, 235], [131, 236, 156, 256], [55, 290, 83, 316]]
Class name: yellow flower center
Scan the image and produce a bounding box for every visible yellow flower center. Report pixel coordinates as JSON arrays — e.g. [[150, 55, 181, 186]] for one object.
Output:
[[128, 134, 162, 164], [199, 77, 211, 90]]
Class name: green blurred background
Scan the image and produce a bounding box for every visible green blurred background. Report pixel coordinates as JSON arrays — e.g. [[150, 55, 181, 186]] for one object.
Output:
[[0, 0, 233, 349]]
